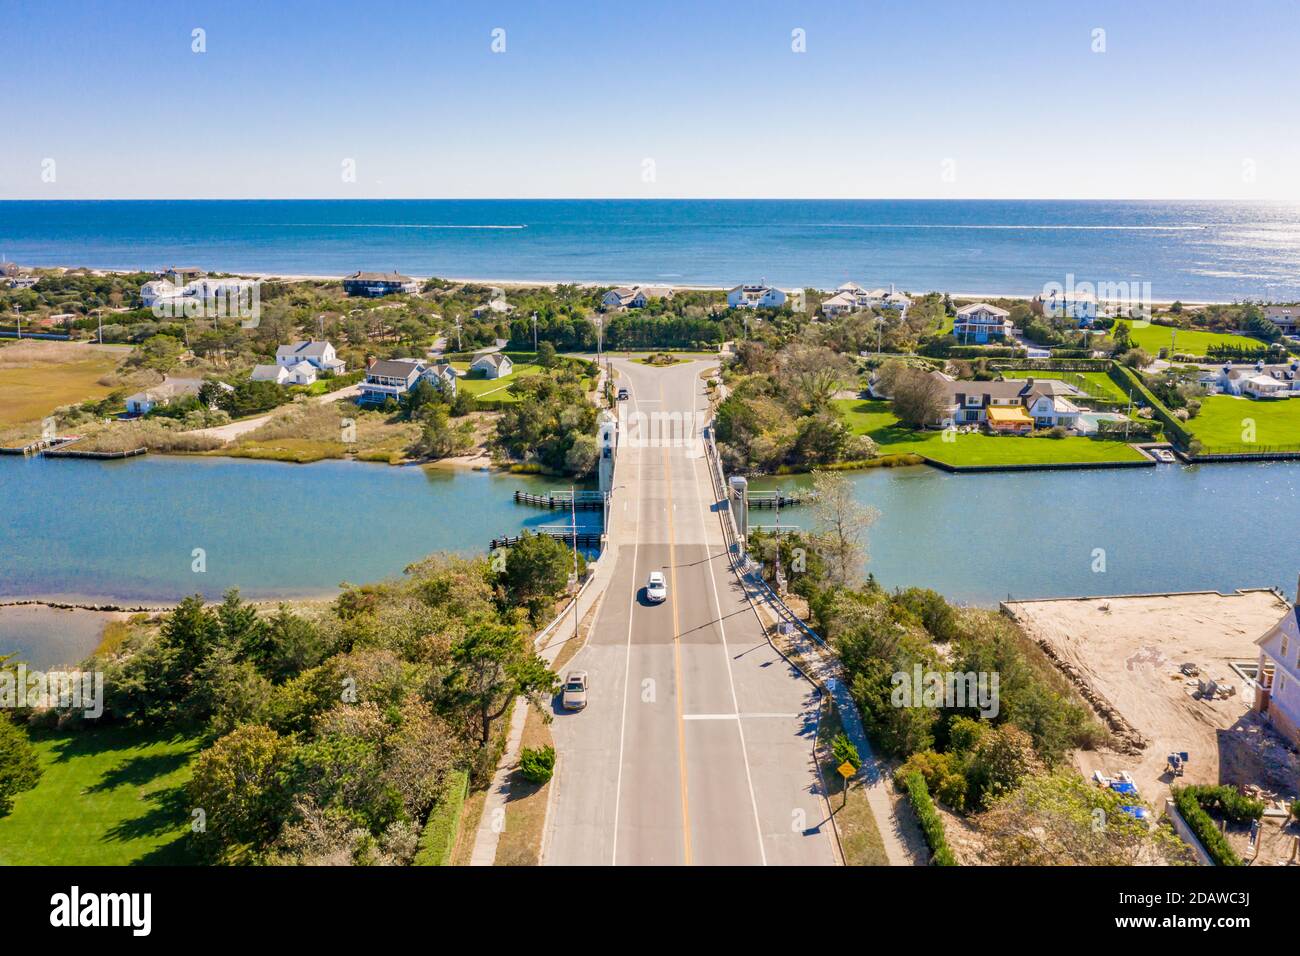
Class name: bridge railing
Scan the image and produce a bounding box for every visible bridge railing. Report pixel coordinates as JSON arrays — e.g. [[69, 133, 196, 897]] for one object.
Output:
[[702, 427, 825, 647]]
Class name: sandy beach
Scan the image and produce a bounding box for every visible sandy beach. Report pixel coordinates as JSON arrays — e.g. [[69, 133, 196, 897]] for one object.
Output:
[[57, 266, 1235, 306]]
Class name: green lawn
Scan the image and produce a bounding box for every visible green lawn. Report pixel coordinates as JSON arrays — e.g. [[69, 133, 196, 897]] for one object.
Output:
[[1114, 321, 1269, 358], [0, 726, 202, 865], [1185, 395, 1300, 451], [450, 362, 544, 401], [833, 399, 1148, 468], [1046, 370, 1129, 402]]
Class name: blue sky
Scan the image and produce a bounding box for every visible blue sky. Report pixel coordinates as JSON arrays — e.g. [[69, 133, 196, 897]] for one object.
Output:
[[3, 0, 1298, 199]]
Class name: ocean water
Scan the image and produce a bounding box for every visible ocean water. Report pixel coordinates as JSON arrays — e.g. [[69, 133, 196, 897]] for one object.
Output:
[[3, 199, 1300, 301]]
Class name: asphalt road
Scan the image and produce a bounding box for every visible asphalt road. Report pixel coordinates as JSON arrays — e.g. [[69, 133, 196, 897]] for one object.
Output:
[[544, 357, 836, 866]]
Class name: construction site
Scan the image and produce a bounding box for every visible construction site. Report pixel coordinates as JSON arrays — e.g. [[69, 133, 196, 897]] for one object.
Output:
[[1004, 588, 1300, 865]]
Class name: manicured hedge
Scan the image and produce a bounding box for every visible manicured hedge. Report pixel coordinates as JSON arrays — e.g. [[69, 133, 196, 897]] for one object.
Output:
[[1108, 363, 1194, 448], [1171, 785, 1261, 866], [898, 770, 958, 866], [413, 770, 469, 866], [1181, 784, 1265, 823], [920, 342, 1027, 359]]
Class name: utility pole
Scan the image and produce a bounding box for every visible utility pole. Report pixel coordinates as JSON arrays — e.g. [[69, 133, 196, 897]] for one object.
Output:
[[595, 315, 603, 361], [97, 309, 103, 344], [14, 304, 21, 339], [1125, 389, 1134, 440], [531, 311, 538, 353], [454, 315, 462, 351]]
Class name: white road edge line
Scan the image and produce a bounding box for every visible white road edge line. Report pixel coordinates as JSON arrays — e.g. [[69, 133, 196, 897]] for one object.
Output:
[[692, 391, 768, 867], [683, 713, 800, 721], [609, 371, 641, 867]]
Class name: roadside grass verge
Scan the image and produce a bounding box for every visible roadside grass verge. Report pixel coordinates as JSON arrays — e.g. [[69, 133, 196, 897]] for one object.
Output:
[[0, 725, 202, 865], [816, 703, 890, 866], [493, 708, 554, 866], [832, 399, 1147, 467]]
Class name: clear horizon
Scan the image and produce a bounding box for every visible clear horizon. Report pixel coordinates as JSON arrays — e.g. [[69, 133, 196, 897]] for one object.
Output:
[[4, 0, 1299, 202]]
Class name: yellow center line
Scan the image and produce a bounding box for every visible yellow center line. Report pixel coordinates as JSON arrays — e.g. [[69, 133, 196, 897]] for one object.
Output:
[[661, 380, 692, 866]]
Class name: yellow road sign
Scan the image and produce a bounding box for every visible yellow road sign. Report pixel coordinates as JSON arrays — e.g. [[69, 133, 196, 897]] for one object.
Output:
[[837, 761, 856, 780]]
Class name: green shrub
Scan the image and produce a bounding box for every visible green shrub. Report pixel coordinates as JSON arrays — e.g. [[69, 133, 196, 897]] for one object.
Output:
[[518, 745, 556, 785], [831, 733, 860, 771], [898, 770, 957, 865]]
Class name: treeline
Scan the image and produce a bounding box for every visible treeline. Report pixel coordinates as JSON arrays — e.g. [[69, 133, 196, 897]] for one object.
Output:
[[750, 502, 1188, 864], [494, 368, 601, 475], [4, 545, 579, 864], [714, 342, 875, 471]]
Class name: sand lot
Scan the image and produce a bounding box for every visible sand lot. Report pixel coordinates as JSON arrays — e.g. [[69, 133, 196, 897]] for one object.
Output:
[[1004, 590, 1300, 809]]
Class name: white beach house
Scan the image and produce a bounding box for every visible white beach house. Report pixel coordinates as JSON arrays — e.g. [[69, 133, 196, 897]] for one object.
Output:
[[470, 352, 514, 379], [1253, 583, 1300, 749], [251, 361, 316, 386], [124, 379, 201, 416], [727, 284, 787, 309], [1033, 290, 1098, 326], [276, 340, 346, 375], [953, 303, 1014, 343]]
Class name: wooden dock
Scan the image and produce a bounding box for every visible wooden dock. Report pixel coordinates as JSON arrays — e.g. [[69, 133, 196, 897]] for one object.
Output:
[[746, 490, 804, 509], [490, 527, 604, 551], [513, 489, 606, 511], [0, 435, 85, 456]]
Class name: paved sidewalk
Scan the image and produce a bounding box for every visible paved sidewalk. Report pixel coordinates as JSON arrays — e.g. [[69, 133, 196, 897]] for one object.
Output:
[[468, 395, 627, 866], [741, 575, 927, 867]]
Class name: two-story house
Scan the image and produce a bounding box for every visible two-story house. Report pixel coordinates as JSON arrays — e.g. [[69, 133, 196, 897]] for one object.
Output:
[[358, 358, 423, 403], [1033, 291, 1098, 326], [1264, 305, 1300, 337], [727, 284, 787, 309], [343, 271, 420, 297], [953, 303, 1014, 343], [276, 340, 346, 375], [601, 285, 675, 311], [1253, 581, 1300, 749], [919, 372, 1084, 433], [820, 290, 860, 318]]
